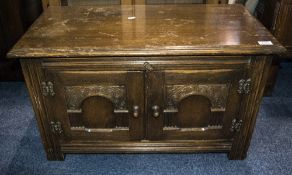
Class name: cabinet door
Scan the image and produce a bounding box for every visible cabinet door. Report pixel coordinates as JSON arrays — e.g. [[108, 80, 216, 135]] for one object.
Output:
[[147, 68, 246, 140], [43, 69, 144, 142]]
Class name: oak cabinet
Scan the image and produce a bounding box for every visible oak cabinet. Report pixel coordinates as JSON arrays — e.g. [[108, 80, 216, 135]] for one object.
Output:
[[9, 5, 285, 160]]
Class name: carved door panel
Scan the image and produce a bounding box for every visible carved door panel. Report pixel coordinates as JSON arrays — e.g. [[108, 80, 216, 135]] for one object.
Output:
[[43, 69, 144, 141], [147, 68, 245, 140]]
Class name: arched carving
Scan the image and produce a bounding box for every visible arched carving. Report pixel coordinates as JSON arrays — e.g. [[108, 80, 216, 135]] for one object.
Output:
[[65, 85, 126, 110], [166, 84, 229, 111]]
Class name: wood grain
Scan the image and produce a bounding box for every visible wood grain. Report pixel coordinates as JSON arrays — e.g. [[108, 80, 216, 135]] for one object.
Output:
[[8, 5, 285, 58]]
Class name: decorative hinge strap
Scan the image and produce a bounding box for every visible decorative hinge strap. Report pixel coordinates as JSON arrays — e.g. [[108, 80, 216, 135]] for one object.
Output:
[[230, 119, 243, 132], [50, 121, 63, 135], [41, 81, 55, 96], [237, 78, 251, 94]]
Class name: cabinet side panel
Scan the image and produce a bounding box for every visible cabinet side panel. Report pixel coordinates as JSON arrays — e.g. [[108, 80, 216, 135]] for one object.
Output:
[[20, 59, 64, 160], [229, 56, 272, 160]]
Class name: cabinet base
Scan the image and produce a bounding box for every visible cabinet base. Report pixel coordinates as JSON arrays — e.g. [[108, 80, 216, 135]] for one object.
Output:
[[41, 140, 250, 161], [46, 151, 65, 161]]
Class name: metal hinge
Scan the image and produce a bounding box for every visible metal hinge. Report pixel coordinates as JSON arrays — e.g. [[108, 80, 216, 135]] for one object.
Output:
[[50, 121, 63, 134], [237, 78, 251, 94], [230, 119, 243, 132], [144, 62, 154, 72], [41, 81, 55, 96]]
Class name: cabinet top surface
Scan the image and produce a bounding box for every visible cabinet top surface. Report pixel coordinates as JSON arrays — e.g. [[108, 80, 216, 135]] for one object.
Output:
[[8, 4, 286, 58]]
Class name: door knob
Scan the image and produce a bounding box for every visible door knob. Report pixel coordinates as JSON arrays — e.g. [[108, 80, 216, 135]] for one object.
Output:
[[152, 105, 160, 118], [133, 105, 139, 118]]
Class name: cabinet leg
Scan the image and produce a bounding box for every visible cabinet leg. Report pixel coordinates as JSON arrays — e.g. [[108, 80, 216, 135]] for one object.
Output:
[[227, 151, 247, 160], [46, 149, 65, 161], [263, 58, 280, 96]]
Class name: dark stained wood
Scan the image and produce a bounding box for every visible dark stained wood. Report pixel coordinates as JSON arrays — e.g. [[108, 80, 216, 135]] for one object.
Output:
[[60, 139, 232, 153], [20, 59, 65, 160], [81, 96, 115, 128], [156, 67, 246, 140], [42, 0, 227, 10], [8, 5, 285, 58], [126, 71, 145, 140], [177, 95, 211, 127], [41, 68, 145, 141], [264, 58, 280, 95], [10, 5, 285, 160], [146, 71, 165, 140], [228, 57, 272, 159]]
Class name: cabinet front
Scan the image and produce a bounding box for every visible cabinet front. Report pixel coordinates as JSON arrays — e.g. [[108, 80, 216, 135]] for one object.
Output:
[[146, 68, 246, 141], [42, 69, 145, 142], [41, 59, 249, 144]]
